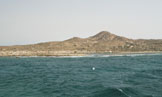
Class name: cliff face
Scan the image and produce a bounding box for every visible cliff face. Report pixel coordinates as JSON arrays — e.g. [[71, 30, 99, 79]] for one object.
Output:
[[0, 31, 162, 56]]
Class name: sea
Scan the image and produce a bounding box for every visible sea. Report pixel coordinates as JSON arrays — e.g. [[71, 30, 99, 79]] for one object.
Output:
[[0, 53, 162, 97]]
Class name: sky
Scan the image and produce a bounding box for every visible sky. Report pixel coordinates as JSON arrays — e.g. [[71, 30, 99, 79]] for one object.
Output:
[[0, 0, 162, 46]]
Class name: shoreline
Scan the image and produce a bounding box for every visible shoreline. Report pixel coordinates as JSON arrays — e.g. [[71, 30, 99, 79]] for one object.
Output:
[[0, 51, 161, 57]]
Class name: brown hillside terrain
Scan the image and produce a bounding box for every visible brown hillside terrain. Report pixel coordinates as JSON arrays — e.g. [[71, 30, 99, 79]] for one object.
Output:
[[0, 31, 162, 56]]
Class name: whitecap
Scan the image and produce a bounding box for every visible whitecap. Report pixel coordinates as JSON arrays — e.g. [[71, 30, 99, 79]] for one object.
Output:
[[117, 88, 131, 97]]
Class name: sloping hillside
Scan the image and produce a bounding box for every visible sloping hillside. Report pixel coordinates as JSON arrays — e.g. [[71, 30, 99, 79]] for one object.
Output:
[[0, 31, 162, 56]]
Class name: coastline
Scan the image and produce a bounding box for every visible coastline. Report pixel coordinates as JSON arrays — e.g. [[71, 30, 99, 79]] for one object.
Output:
[[0, 51, 161, 57]]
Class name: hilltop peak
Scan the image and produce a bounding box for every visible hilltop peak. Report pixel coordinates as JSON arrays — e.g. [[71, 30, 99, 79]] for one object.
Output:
[[89, 31, 116, 41], [65, 37, 83, 42], [97, 31, 112, 35]]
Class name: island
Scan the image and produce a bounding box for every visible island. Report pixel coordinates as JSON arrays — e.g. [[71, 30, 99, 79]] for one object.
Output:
[[0, 31, 162, 56]]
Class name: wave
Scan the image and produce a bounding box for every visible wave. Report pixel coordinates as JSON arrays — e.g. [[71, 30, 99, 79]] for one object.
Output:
[[91, 87, 132, 97], [14, 53, 162, 58], [91, 87, 153, 97], [85, 53, 162, 58]]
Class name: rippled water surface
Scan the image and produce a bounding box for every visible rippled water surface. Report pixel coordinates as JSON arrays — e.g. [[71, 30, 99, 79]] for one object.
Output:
[[0, 54, 162, 97]]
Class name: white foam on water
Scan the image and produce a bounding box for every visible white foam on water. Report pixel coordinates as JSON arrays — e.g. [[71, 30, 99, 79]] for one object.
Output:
[[117, 88, 131, 97], [92, 67, 95, 70], [17, 53, 162, 58], [97, 53, 162, 57], [59, 56, 84, 58]]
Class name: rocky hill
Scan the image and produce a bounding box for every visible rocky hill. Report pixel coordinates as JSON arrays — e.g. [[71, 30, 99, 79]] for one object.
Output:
[[0, 31, 162, 56]]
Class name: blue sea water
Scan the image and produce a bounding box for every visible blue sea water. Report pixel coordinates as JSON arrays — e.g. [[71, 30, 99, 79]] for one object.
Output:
[[0, 54, 162, 97]]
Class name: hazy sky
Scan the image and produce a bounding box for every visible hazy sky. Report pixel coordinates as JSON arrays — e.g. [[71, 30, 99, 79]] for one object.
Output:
[[0, 0, 162, 46]]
